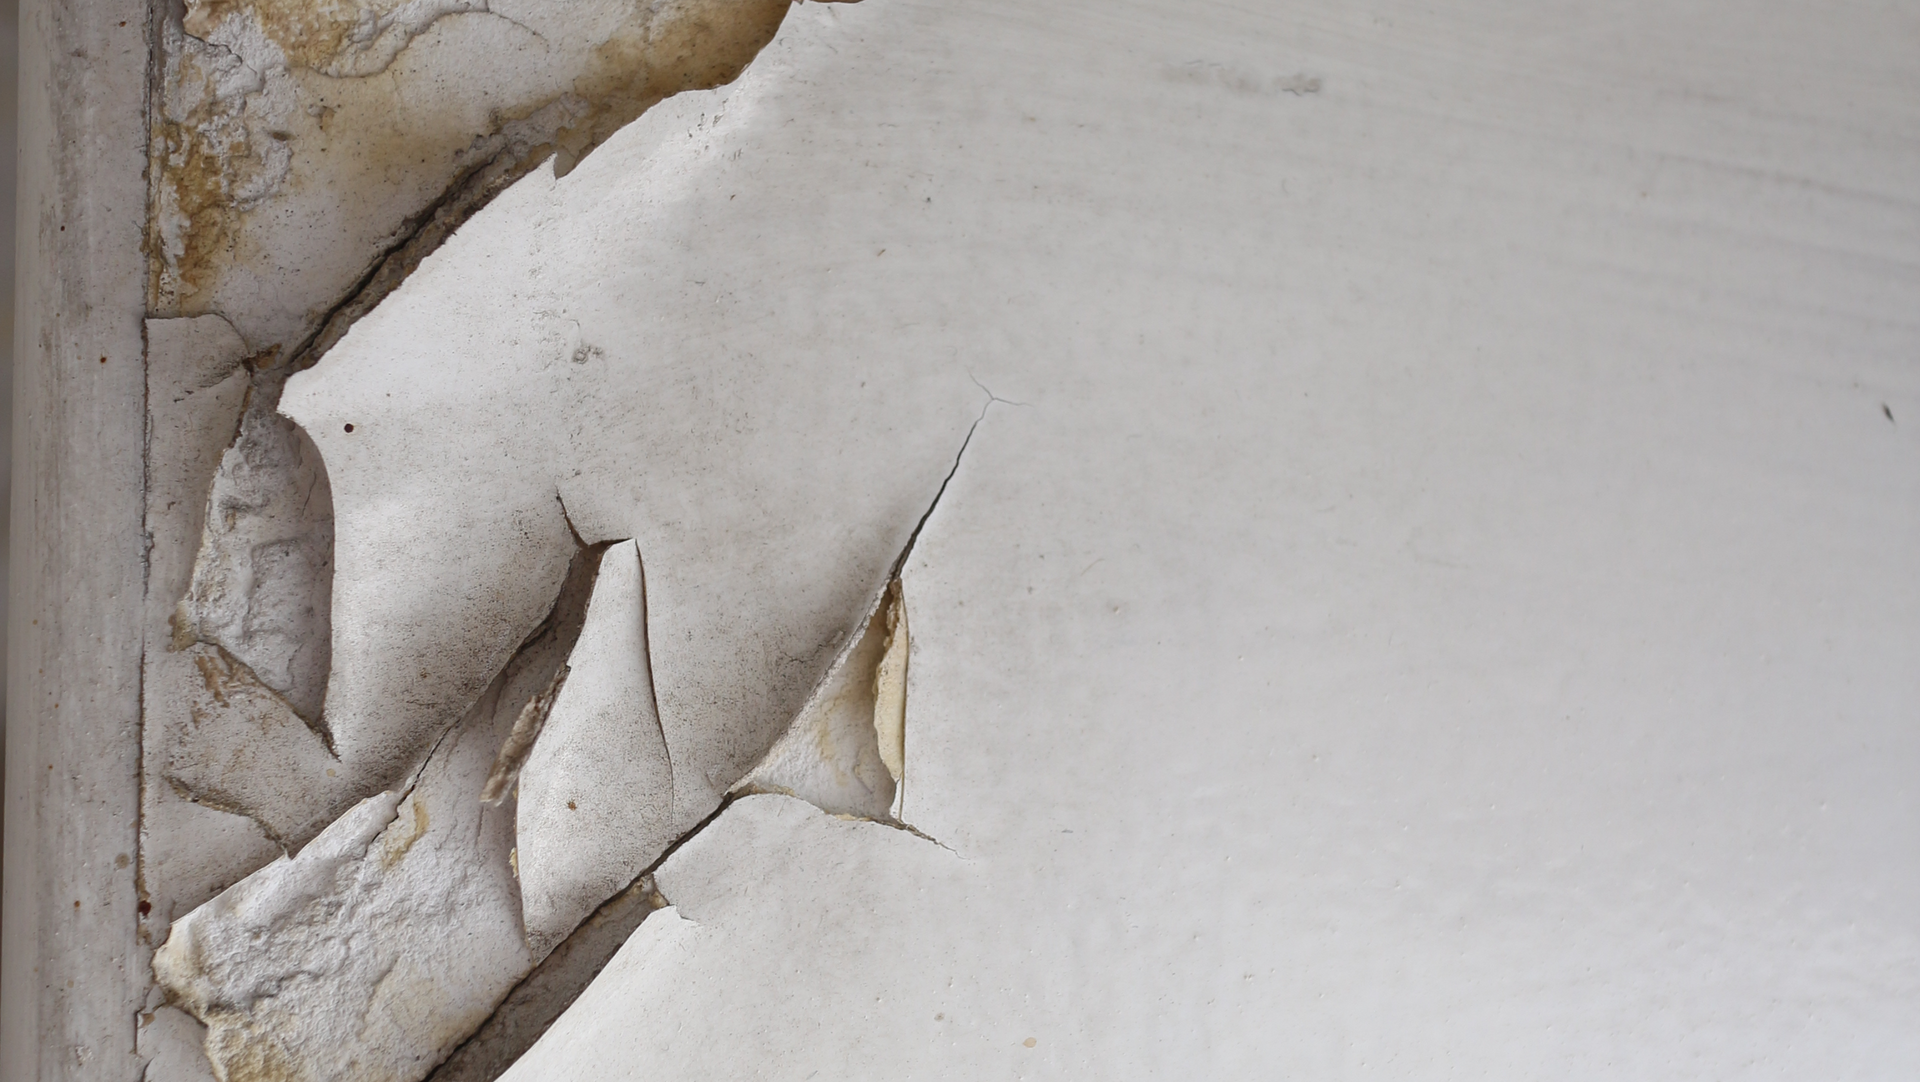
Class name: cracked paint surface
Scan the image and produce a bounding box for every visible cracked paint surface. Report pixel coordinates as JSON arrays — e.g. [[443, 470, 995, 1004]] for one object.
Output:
[[134, 0, 1920, 1077], [271, 84, 983, 825], [142, 7, 979, 1074], [154, 528, 949, 1081], [150, 0, 796, 355], [139, 5, 866, 1076], [514, 540, 675, 957], [154, 536, 602, 1082], [140, 0, 823, 962]]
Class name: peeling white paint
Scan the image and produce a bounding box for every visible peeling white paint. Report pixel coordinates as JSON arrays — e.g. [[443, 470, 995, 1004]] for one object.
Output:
[[140, 316, 295, 937], [276, 80, 982, 825], [104, 0, 1920, 1079], [151, 0, 798, 360], [871, 581, 908, 793], [489, 0, 1920, 1076], [736, 590, 896, 821], [155, 685, 530, 1082], [515, 540, 675, 957], [136, 1005, 219, 1082], [144, 315, 252, 634]]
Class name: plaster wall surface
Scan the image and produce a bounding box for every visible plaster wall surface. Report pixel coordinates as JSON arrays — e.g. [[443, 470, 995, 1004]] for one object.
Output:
[[475, 2, 1916, 1073]]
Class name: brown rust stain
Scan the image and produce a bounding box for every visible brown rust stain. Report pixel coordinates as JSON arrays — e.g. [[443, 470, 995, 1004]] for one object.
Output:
[[551, 0, 791, 173], [152, 0, 797, 343], [185, 0, 403, 73], [193, 651, 232, 705], [203, 1014, 314, 1082], [151, 61, 268, 310], [378, 794, 431, 868]]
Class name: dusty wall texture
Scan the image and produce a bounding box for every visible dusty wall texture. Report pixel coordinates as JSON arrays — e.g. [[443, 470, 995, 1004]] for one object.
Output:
[[6, 0, 1920, 1080]]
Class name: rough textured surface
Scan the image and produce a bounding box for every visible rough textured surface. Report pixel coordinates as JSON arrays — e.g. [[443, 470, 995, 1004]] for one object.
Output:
[[138, 3, 819, 965], [136, 1007, 218, 1082], [17, 0, 1917, 1077], [175, 407, 334, 726], [133, 12, 831, 1078], [143, 316, 251, 647], [515, 539, 675, 957], [150, 0, 797, 361], [152, 540, 604, 1082], [156, 645, 349, 845], [140, 316, 347, 948], [156, 664, 526, 1082], [870, 582, 907, 794]]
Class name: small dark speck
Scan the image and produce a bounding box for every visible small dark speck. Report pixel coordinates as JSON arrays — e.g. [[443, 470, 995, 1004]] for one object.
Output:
[[1884, 403, 1895, 423], [567, 801, 577, 810], [99, 356, 107, 364], [344, 423, 355, 433], [137, 900, 151, 916]]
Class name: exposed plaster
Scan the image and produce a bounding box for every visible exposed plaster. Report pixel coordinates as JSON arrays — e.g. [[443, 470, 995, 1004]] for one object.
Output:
[[139, 5, 987, 1079], [24, 0, 1905, 1076], [477, 662, 570, 806], [149, 0, 801, 357], [173, 406, 334, 727], [153, 536, 603, 1082], [438, 419, 988, 1075], [139, 0, 834, 973], [141, 11, 817, 939], [153, 426, 975, 1080]]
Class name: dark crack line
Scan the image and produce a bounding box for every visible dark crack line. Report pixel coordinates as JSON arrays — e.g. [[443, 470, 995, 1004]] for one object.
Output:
[[729, 405, 1000, 850], [857, 807, 957, 855], [271, 143, 531, 378], [632, 543, 675, 802], [420, 793, 742, 1082], [967, 371, 1028, 408], [553, 491, 589, 550], [476, 2, 551, 46], [887, 393, 998, 582]]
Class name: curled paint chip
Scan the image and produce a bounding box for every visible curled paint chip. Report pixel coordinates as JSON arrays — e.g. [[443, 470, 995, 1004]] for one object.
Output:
[[873, 581, 909, 788], [515, 540, 677, 957]]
